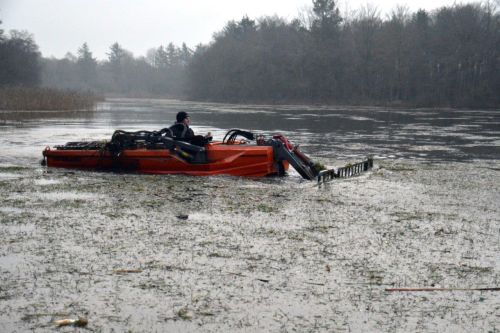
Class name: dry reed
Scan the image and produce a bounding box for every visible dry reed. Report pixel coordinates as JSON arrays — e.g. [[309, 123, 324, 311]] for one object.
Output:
[[0, 86, 103, 111]]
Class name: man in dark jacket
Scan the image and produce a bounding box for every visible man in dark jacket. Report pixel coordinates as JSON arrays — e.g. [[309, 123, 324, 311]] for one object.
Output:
[[169, 111, 212, 146], [170, 111, 195, 139]]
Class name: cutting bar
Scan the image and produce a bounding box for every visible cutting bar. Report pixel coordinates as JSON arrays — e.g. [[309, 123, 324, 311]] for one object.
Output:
[[317, 157, 374, 183]]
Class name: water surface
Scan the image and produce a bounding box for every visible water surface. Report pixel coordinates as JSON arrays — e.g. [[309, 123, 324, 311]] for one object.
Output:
[[0, 99, 499, 332]]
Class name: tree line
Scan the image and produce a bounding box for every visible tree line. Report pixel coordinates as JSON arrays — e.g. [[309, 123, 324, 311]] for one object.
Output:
[[0, 17, 191, 98], [189, 0, 500, 107], [1, 1, 499, 107], [41, 42, 191, 98]]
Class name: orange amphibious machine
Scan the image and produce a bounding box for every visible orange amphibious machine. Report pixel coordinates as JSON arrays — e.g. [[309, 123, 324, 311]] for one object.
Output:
[[42, 129, 373, 181]]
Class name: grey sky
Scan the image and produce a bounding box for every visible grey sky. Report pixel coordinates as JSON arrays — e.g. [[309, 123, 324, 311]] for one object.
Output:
[[1, 0, 463, 60]]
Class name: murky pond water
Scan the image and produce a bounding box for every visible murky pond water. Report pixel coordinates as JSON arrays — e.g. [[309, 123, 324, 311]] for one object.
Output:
[[1, 99, 499, 332]]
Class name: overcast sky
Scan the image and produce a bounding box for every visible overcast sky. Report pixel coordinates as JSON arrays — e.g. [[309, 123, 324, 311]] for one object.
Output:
[[1, 0, 465, 60]]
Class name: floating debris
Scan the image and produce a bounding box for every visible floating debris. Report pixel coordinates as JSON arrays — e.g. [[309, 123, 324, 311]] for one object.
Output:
[[113, 269, 143, 274], [54, 317, 88, 327], [386, 287, 500, 292], [176, 307, 193, 320], [305, 281, 326, 286]]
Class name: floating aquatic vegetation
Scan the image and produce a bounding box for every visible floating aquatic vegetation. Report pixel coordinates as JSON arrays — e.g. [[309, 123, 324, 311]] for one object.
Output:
[[0, 101, 499, 332]]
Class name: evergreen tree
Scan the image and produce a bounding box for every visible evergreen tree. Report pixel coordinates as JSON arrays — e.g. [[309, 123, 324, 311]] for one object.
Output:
[[76, 42, 97, 87], [154, 46, 169, 69], [107, 43, 127, 67], [311, 0, 342, 36], [0, 20, 4, 41], [309, 0, 343, 101]]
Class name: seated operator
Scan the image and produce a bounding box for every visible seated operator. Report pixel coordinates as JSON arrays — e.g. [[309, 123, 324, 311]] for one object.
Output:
[[169, 111, 211, 146]]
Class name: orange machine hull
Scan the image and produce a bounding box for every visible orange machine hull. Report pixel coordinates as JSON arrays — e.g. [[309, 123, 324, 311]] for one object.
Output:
[[42, 142, 289, 177]]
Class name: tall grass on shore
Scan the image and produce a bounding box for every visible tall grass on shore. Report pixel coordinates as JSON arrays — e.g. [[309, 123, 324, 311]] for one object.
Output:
[[0, 87, 103, 111]]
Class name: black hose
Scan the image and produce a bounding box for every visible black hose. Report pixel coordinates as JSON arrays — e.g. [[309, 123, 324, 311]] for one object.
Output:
[[222, 129, 255, 144]]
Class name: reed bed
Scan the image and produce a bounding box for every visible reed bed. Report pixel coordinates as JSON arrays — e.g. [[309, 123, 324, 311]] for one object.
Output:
[[0, 87, 103, 111]]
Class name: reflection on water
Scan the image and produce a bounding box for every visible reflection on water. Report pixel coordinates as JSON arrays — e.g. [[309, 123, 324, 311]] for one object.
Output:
[[0, 98, 499, 167]]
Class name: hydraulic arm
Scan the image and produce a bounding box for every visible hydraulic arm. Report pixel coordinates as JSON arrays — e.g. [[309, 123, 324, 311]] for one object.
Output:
[[264, 133, 373, 182]]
